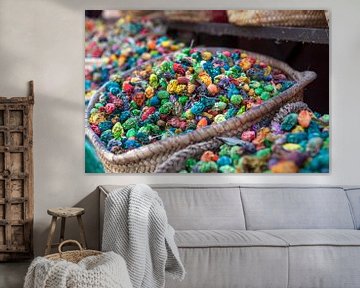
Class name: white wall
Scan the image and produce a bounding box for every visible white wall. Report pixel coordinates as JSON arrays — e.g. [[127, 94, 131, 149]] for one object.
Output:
[[0, 0, 359, 256]]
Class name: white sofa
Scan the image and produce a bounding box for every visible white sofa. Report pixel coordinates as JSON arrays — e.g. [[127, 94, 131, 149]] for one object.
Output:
[[99, 185, 360, 288]]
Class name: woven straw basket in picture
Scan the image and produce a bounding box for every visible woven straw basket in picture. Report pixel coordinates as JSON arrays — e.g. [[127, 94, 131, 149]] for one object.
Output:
[[85, 47, 316, 173], [227, 10, 328, 28], [155, 101, 312, 173], [46, 240, 102, 263], [164, 10, 213, 23]]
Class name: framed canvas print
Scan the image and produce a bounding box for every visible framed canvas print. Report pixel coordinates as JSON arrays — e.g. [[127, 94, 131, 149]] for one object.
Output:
[[85, 10, 329, 174]]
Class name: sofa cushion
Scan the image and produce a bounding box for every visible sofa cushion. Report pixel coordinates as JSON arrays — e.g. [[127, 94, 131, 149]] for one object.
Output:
[[255, 230, 360, 288], [241, 187, 355, 230], [100, 185, 246, 230], [154, 186, 246, 230], [175, 230, 288, 248], [165, 246, 288, 288], [262, 229, 360, 246], [287, 246, 360, 288]]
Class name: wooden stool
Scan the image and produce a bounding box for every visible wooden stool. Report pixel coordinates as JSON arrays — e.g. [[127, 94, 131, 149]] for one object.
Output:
[[45, 207, 87, 255]]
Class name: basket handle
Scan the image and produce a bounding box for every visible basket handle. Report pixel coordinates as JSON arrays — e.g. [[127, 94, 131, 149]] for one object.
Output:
[[58, 240, 83, 256]]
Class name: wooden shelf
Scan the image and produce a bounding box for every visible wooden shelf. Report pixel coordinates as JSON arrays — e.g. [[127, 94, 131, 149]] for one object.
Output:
[[166, 21, 329, 44]]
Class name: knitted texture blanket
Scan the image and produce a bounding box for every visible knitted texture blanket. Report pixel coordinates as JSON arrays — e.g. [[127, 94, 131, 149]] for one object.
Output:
[[24, 251, 133, 288], [102, 184, 185, 288]]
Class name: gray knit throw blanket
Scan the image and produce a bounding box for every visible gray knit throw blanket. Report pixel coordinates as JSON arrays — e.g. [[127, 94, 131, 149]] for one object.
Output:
[[24, 252, 132, 288], [102, 184, 185, 288]]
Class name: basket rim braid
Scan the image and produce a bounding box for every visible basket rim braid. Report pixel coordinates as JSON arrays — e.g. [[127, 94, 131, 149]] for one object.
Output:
[[155, 101, 311, 173], [45, 240, 102, 263], [85, 47, 316, 173]]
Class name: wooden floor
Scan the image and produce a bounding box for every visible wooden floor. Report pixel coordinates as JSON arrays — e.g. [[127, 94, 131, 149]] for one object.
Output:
[[0, 261, 30, 288]]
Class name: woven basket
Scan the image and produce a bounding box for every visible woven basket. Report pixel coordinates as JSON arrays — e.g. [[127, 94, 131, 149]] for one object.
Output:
[[121, 10, 162, 18], [85, 47, 316, 173], [227, 10, 328, 28], [155, 101, 311, 173], [165, 11, 213, 23], [45, 240, 102, 264]]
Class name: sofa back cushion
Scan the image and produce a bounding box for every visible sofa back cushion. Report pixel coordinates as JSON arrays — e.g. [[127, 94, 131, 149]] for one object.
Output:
[[100, 185, 246, 230], [345, 188, 360, 229], [240, 187, 355, 230], [154, 186, 246, 230]]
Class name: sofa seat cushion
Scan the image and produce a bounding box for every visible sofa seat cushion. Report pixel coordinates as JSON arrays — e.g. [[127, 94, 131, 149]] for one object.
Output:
[[260, 230, 360, 288], [167, 230, 289, 288], [175, 230, 288, 248], [262, 229, 360, 246]]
